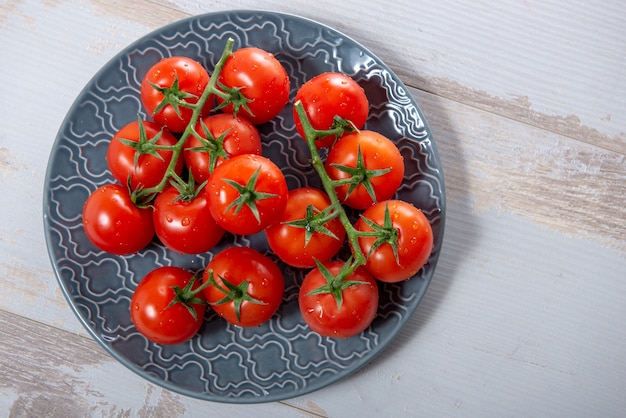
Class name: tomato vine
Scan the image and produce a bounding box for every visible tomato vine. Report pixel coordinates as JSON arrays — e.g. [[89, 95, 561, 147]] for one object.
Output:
[[131, 38, 237, 205], [293, 101, 389, 293]]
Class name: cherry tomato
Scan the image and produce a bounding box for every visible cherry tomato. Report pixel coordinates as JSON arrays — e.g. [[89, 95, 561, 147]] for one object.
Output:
[[106, 119, 183, 191], [183, 113, 262, 184], [202, 247, 284, 327], [325, 130, 405, 210], [141, 56, 212, 133], [355, 200, 433, 283], [217, 47, 290, 125], [294, 72, 369, 148], [265, 187, 346, 268], [299, 261, 379, 338], [206, 154, 288, 235], [152, 184, 225, 254], [130, 266, 206, 345], [82, 184, 154, 255]]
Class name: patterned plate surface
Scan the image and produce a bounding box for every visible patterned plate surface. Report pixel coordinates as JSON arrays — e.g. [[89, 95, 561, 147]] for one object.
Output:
[[43, 10, 445, 403]]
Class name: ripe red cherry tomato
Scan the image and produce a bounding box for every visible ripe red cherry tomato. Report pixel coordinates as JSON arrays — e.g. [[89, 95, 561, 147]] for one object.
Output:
[[355, 200, 434, 283], [325, 130, 405, 210], [217, 47, 290, 125], [294, 72, 369, 148], [265, 187, 346, 268], [131, 266, 206, 345], [299, 261, 379, 338], [141, 56, 212, 133], [106, 119, 183, 191], [202, 247, 284, 327], [82, 184, 154, 255], [183, 113, 262, 184], [206, 154, 288, 235], [152, 184, 225, 254]]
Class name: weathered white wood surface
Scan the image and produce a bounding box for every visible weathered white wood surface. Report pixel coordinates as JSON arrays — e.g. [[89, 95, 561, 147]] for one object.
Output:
[[1, 0, 625, 416]]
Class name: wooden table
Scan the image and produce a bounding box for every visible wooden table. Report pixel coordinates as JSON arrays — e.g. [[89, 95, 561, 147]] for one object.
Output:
[[2, 0, 625, 416]]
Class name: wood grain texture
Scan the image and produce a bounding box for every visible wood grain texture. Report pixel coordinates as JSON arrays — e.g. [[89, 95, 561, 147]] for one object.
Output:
[[414, 88, 626, 252], [0, 309, 323, 417], [1, 0, 625, 415], [153, 0, 626, 152]]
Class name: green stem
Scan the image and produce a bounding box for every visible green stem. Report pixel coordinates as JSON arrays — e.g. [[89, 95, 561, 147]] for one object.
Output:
[[133, 38, 236, 202], [294, 101, 368, 270]]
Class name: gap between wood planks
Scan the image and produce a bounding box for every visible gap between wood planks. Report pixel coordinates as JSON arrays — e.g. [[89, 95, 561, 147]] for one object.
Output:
[[0, 308, 329, 416], [406, 76, 626, 156]]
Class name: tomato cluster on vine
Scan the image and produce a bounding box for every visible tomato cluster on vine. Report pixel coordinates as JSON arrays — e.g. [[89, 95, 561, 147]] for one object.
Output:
[[81, 39, 433, 345]]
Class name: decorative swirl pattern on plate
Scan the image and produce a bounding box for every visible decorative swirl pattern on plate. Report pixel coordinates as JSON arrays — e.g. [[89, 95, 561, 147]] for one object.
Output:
[[42, 10, 446, 403]]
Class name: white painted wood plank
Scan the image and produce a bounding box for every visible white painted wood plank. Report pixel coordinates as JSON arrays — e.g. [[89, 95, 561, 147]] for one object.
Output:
[[0, 0, 625, 415], [159, 0, 626, 153], [0, 309, 319, 417]]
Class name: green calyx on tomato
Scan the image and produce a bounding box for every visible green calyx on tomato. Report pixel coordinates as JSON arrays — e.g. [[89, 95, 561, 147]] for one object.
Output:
[[328, 143, 391, 204], [221, 166, 279, 224], [167, 170, 206, 202], [186, 120, 231, 174], [203, 269, 266, 322], [305, 258, 369, 308], [114, 115, 173, 169], [148, 73, 200, 119], [165, 273, 207, 321], [212, 82, 254, 119], [358, 202, 400, 264], [282, 203, 341, 247]]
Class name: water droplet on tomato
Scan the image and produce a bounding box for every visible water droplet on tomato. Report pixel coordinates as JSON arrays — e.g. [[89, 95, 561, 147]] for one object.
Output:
[[181, 217, 190, 226], [166, 216, 173, 223]]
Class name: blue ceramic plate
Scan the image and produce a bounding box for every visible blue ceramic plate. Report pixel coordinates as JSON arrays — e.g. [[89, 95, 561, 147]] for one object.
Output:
[[43, 10, 445, 403]]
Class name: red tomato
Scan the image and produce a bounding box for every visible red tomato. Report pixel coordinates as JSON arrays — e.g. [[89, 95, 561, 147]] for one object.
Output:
[[106, 119, 183, 191], [265, 187, 346, 268], [217, 47, 290, 124], [183, 113, 262, 184], [206, 154, 288, 235], [141, 56, 212, 133], [294, 72, 369, 148], [299, 261, 378, 338], [152, 184, 225, 254], [325, 130, 405, 210], [355, 200, 433, 283], [82, 184, 154, 255], [130, 266, 206, 345], [202, 247, 284, 327]]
